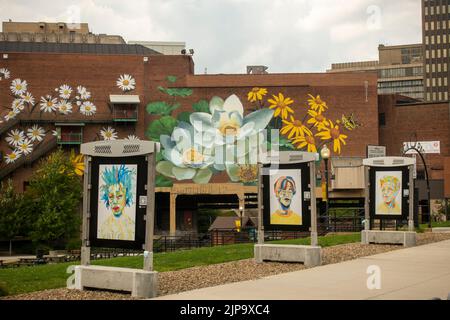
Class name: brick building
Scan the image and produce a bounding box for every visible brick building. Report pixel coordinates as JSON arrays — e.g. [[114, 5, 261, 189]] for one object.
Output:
[[0, 38, 448, 235]]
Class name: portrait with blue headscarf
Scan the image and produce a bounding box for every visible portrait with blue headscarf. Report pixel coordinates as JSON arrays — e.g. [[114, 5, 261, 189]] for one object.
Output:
[[269, 169, 302, 225], [97, 164, 137, 240]]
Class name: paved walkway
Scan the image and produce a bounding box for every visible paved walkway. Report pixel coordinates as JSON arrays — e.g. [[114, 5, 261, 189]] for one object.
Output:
[[156, 240, 450, 300]]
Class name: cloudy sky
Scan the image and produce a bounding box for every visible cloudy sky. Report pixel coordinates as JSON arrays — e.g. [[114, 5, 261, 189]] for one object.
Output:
[[0, 0, 422, 74]]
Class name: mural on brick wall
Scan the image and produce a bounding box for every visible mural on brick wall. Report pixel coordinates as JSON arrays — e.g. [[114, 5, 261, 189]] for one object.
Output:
[[146, 76, 361, 187], [0, 69, 140, 173]]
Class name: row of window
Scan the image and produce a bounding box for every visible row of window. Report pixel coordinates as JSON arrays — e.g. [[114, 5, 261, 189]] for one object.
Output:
[[378, 80, 424, 89], [424, 33, 450, 45], [426, 76, 449, 87], [426, 91, 449, 101], [424, 19, 450, 31], [424, 4, 450, 16], [425, 48, 450, 59], [378, 67, 423, 78], [425, 62, 449, 72]]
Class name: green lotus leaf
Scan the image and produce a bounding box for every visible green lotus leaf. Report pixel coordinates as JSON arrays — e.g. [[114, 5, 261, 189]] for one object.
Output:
[[192, 100, 210, 113], [173, 167, 197, 180], [193, 167, 213, 184], [156, 161, 176, 178], [177, 111, 192, 123], [146, 116, 178, 142], [166, 75, 177, 83], [156, 175, 174, 187], [225, 163, 241, 182]]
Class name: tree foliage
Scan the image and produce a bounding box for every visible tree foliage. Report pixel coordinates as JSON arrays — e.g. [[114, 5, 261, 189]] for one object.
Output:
[[26, 149, 82, 248]]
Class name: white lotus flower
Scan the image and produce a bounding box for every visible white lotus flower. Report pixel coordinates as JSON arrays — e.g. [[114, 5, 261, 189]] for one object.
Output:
[[10, 79, 27, 96], [80, 101, 96, 116], [116, 74, 136, 91], [157, 122, 215, 183], [77, 86, 91, 100], [40, 96, 58, 113], [4, 109, 19, 121], [57, 100, 73, 115], [5, 150, 22, 164], [12, 99, 24, 112], [27, 125, 45, 142], [21, 92, 35, 105], [100, 126, 118, 140], [6, 129, 25, 146], [17, 138, 33, 155], [125, 135, 140, 141], [190, 94, 274, 147], [59, 84, 72, 99], [0, 68, 11, 80]]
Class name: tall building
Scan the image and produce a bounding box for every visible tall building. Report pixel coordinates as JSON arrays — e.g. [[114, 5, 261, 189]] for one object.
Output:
[[328, 44, 424, 100], [0, 21, 125, 44], [422, 0, 450, 101]]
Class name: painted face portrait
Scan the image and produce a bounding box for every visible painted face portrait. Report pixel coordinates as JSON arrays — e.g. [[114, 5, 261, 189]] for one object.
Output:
[[380, 176, 400, 207], [107, 183, 127, 217], [274, 176, 296, 210]]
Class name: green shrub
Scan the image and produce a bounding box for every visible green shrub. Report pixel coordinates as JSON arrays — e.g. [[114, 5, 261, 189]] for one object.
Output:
[[26, 149, 83, 249]]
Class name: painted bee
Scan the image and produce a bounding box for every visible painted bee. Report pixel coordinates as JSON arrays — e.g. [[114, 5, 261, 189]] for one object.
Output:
[[341, 113, 361, 131]]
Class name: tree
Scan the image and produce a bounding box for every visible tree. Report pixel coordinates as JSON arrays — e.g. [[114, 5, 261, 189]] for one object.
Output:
[[0, 180, 32, 240], [27, 149, 82, 249]]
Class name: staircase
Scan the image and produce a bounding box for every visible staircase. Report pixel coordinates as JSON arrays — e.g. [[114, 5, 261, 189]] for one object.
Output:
[[0, 137, 58, 181], [0, 118, 19, 136]]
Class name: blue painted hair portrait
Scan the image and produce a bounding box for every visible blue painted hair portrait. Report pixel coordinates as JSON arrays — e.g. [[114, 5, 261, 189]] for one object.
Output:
[[100, 165, 136, 217]]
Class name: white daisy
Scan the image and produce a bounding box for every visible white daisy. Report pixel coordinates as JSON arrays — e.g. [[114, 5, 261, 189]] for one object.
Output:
[[100, 126, 118, 141], [6, 129, 25, 146], [77, 86, 91, 100], [116, 74, 136, 91], [12, 98, 25, 111], [21, 92, 35, 105], [17, 138, 33, 155], [4, 109, 19, 121], [40, 96, 58, 113], [58, 100, 73, 115], [80, 101, 96, 116], [0, 68, 11, 80], [27, 125, 45, 142], [59, 84, 72, 99], [10, 79, 28, 96], [125, 135, 140, 141], [5, 150, 22, 164]]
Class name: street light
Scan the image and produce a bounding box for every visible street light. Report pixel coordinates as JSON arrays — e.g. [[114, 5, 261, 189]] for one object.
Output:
[[320, 144, 331, 229]]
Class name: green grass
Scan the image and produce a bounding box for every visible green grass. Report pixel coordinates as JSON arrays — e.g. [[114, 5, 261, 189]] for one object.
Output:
[[0, 233, 360, 296]]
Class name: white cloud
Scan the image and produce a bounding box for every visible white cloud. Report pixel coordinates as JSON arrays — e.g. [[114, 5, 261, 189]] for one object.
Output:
[[0, 0, 422, 74]]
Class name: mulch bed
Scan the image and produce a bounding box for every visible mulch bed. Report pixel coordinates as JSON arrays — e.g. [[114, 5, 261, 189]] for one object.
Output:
[[3, 232, 450, 300]]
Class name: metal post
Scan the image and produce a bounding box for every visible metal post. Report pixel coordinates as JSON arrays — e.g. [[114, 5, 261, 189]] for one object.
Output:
[[364, 166, 370, 231], [257, 163, 264, 245], [408, 164, 415, 231], [310, 161, 318, 246], [324, 158, 329, 229], [144, 151, 156, 271], [81, 155, 91, 266]]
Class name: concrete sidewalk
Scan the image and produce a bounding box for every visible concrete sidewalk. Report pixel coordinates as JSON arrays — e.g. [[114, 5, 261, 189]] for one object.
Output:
[[155, 240, 450, 300]]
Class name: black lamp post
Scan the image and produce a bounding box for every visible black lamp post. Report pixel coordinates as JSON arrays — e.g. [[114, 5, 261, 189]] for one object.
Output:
[[320, 144, 331, 229]]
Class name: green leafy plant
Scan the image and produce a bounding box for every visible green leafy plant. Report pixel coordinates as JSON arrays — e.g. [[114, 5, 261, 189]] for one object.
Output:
[[146, 116, 178, 142], [26, 149, 82, 249]]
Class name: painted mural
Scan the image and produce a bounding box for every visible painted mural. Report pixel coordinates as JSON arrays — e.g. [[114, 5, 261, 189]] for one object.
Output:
[[0, 70, 139, 173], [147, 76, 361, 187]]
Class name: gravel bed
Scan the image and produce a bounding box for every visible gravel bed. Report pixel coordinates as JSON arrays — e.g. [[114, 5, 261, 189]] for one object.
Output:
[[4, 232, 450, 300]]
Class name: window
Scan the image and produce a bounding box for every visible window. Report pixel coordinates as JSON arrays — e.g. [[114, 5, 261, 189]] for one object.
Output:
[[379, 113, 386, 126], [438, 63, 442, 72], [426, 36, 429, 44], [439, 92, 442, 100], [445, 77, 448, 86], [445, 92, 448, 100]]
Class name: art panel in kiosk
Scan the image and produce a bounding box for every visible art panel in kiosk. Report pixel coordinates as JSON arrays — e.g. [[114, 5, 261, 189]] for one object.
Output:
[[97, 164, 137, 241], [89, 156, 147, 249], [375, 170, 402, 216], [263, 163, 311, 231], [369, 166, 409, 220], [269, 169, 302, 226]]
